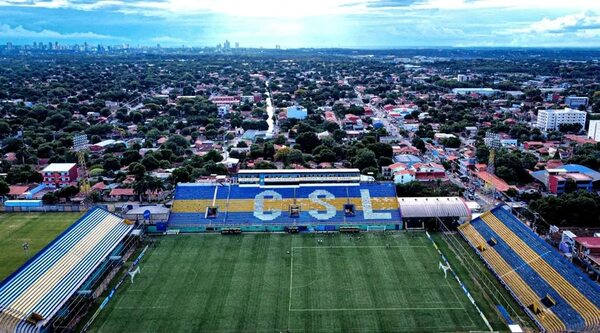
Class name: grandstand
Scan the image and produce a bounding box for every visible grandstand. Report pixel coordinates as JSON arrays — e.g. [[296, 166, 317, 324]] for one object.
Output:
[[167, 182, 401, 231], [459, 205, 600, 332], [0, 207, 135, 333]]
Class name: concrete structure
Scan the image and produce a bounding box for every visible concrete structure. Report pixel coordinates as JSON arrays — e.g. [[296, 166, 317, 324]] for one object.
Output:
[[451, 88, 497, 96], [456, 74, 468, 82], [209, 95, 241, 105], [588, 120, 600, 142], [41, 163, 78, 188], [531, 166, 596, 194], [565, 96, 589, 109], [286, 105, 308, 120], [536, 108, 586, 132]]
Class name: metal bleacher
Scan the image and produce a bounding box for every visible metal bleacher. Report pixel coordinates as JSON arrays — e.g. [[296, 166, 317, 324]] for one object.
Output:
[[459, 206, 600, 332], [0, 207, 133, 333]]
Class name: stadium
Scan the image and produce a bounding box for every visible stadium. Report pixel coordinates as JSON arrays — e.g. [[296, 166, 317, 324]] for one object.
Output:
[[0, 169, 599, 332]]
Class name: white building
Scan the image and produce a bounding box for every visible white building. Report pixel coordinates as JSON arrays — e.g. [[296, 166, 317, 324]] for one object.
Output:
[[565, 96, 589, 109], [588, 120, 600, 142], [457, 74, 468, 82], [451, 88, 497, 96], [536, 108, 587, 132]]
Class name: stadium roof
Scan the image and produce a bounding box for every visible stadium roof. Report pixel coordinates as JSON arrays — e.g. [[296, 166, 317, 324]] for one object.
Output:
[[237, 168, 360, 174], [0, 208, 133, 332], [398, 197, 470, 218]]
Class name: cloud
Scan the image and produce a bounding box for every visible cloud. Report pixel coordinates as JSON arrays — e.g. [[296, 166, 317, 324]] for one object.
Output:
[[0, 0, 383, 17], [409, 0, 600, 11], [0, 23, 123, 39], [516, 11, 600, 34], [149, 35, 186, 44]]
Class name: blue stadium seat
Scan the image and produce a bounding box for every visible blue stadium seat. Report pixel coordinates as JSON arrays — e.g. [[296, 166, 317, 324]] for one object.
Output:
[[169, 183, 401, 226], [470, 216, 586, 330], [493, 208, 600, 308]]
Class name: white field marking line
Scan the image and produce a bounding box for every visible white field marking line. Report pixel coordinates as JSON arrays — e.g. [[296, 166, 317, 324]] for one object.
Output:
[[288, 247, 294, 312], [133, 325, 480, 333], [289, 306, 466, 312], [114, 305, 169, 309], [291, 245, 427, 249], [444, 277, 466, 310], [444, 278, 476, 326]]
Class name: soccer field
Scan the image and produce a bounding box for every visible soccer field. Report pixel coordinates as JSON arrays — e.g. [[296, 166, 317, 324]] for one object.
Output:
[[90, 232, 506, 333], [0, 212, 82, 280]]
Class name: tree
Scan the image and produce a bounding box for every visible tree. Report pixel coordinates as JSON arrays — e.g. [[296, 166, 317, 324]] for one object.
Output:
[[0, 121, 10, 138], [122, 150, 142, 166], [129, 162, 146, 180], [564, 179, 578, 194], [558, 123, 583, 134], [103, 156, 121, 172], [275, 147, 304, 165], [132, 176, 150, 202], [141, 155, 160, 171], [171, 168, 191, 184], [412, 137, 426, 153], [146, 176, 164, 201], [353, 149, 378, 171], [440, 137, 461, 148], [476, 145, 490, 164], [295, 132, 320, 153], [56, 186, 80, 201], [42, 192, 58, 204], [367, 143, 393, 158], [316, 149, 337, 163], [0, 179, 9, 197]]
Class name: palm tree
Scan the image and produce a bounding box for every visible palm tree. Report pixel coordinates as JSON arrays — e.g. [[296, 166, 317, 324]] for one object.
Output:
[[132, 175, 150, 203], [147, 176, 165, 202]]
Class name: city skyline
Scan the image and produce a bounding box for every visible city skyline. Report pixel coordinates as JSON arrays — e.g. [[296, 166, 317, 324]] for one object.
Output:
[[0, 1, 599, 48]]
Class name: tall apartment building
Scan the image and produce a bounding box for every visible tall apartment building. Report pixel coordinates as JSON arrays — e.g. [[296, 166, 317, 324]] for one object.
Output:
[[588, 120, 600, 142], [536, 108, 587, 132]]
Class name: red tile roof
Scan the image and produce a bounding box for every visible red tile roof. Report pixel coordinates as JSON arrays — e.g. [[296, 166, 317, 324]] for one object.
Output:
[[8, 185, 29, 196], [109, 188, 135, 196], [475, 171, 511, 192]]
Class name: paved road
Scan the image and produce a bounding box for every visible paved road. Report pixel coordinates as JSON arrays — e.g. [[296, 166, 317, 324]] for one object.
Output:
[[265, 81, 275, 138]]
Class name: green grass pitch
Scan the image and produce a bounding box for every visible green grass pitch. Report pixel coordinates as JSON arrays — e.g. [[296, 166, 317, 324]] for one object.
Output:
[[0, 212, 83, 280], [90, 232, 509, 333]]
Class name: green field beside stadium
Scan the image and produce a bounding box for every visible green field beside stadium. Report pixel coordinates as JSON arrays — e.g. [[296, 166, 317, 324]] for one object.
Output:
[[0, 212, 83, 280], [90, 232, 515, 333]]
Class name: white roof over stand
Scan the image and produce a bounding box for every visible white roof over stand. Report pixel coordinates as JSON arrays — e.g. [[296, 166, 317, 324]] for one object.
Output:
[[398, 197, 470, 218]]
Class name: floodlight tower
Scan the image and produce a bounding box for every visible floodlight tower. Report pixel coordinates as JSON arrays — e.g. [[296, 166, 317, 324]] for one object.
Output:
[[73, 134, 90, 196], [484, 132, 501, 175]]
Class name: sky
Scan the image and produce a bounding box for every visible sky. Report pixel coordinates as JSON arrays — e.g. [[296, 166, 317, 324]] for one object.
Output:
[[0, 0, 600, 48]]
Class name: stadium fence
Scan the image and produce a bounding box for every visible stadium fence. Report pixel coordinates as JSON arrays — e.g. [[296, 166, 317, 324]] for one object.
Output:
[[436, 218, 531, 329]]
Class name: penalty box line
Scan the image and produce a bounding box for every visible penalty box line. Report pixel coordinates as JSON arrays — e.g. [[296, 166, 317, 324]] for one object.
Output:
[[291, 245, 428, 249], [289, 306, 466, 312], [288, 245, 424, 311]]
